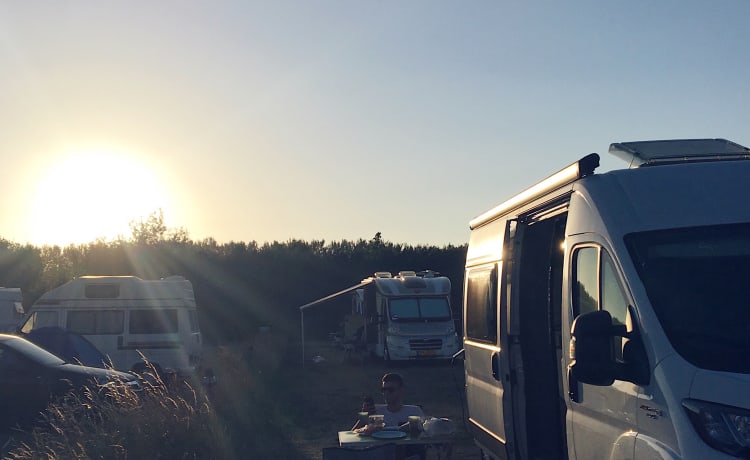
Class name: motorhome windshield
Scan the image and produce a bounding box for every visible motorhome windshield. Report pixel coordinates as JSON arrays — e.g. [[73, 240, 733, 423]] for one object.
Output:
[[388, 297, 451, 322], [626, 223, 750, 374]]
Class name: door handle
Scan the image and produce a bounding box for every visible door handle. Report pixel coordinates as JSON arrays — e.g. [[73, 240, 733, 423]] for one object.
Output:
[[491, 351, 501, 381], [568, 367, 580, 403]]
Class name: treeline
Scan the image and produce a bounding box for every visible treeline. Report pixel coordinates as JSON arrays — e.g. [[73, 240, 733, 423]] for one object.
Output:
[[0, 214, 467, 344]]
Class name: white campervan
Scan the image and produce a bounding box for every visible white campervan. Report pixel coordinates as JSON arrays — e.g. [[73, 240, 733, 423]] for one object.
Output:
[[463, 139, 750, 460], [20, 275, 202, 377]]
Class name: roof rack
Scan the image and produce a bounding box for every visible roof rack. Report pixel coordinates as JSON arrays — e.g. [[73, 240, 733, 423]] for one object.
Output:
[[609, 138, 750, 168]]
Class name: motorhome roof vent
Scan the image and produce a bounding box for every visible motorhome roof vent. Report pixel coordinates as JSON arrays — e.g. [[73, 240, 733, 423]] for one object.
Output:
[[402, 276, 427, 289], [373, 272, 392, 278], [398, 271, 417, 278], [416, 270, 440, 278], [609, 138, 750, 168]]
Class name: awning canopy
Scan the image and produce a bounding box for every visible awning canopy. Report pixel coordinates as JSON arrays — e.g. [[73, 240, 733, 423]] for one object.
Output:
[[299, 279, 373, 367]]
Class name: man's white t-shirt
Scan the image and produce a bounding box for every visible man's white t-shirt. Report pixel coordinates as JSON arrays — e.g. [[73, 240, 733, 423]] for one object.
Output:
[[374, 404, 424, 428]]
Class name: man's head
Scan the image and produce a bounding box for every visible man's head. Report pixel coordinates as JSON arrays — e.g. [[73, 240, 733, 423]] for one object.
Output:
[[381, 372, 405, 406]]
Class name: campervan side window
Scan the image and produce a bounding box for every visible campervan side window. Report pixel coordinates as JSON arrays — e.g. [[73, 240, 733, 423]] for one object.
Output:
[[465, 266, 497, 343], [84, 284, 120, 299], [573, 246, 629, 361], [20, 311, 59, 333], [572, 247, 599, 316], [129, 309, 178, 334], [67, 310, 124, 335]]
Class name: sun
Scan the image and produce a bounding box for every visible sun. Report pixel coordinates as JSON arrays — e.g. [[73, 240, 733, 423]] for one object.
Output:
[[28, 149, 173, 246]]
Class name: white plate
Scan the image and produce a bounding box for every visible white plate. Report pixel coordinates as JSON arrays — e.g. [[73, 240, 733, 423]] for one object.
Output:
[[371, 430, 407, 440]]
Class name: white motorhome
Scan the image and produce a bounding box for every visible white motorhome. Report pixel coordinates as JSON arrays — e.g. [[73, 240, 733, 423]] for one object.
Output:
[[356, 270, 460, 362], [462, 139, 750, 460], [300, 270, 460, 363], [20, 275, 202, 377], [0, 287, 24, 333]]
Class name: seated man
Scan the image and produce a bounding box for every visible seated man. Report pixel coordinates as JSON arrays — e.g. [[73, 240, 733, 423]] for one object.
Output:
[[371, 372, 424, 430]]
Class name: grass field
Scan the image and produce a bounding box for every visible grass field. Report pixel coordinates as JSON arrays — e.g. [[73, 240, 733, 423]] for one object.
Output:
[[262, 336, 482, 459], [3, 331, 482, 459]]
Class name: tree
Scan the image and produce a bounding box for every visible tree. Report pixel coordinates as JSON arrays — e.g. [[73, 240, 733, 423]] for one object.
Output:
[[129, 209, 168, 245]]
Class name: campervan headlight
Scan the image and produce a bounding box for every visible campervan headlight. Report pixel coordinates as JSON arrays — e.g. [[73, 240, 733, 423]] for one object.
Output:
[[683, 399, 750, 457], [387, 324, 401, 335]]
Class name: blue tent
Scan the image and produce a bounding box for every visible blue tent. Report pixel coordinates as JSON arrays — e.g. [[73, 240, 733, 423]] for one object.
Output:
[[22, 327, 112, 368]]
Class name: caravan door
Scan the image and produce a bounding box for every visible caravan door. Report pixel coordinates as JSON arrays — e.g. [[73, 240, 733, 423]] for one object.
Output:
[[464, 220, 514, 460]]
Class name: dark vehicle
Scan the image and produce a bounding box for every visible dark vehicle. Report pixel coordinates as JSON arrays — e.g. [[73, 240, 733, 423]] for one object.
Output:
[[21, 327, 111, 368], [0, 334, 140, 428]]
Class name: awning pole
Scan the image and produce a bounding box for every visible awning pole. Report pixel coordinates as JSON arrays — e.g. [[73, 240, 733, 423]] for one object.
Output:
[[301, 311, 305, 368]]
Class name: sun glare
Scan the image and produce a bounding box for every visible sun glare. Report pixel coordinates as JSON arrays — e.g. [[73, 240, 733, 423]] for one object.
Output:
[[28, 150, 173, 246]]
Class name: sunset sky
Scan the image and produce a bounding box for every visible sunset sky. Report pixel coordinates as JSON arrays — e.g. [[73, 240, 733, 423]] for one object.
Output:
[[2, 1, 749, 247]]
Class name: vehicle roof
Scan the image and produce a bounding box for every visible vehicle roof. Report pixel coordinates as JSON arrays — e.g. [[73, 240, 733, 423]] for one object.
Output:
[[371, 276, 451, 296], [573, 159, 750, 235], [35, 275, 196, 305]]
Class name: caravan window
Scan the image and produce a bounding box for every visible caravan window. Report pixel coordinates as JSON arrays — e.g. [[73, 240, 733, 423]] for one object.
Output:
[[465, 266, 497, 344], [20, 311, 59, 333], [84, 284, 120, 299], [67, 310, 124, 335], [129, 309, 178, 334]]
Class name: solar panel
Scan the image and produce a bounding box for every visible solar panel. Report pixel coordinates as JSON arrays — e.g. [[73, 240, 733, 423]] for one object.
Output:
[[609, 138, 750, 168]]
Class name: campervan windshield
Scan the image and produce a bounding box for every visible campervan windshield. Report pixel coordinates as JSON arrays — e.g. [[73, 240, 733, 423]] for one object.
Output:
[[626, 222, 750, 374], [388, 297, 451, 322]]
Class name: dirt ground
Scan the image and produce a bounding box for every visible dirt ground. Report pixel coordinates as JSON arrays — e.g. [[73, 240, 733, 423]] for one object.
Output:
[[276, 339, 483, 460]]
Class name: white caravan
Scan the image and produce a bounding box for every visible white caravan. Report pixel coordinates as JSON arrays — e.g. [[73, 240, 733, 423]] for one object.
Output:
[[462, 139, 750, 460], [21, 275, 202, 377], [0, 288, 24, 332], [300, 270, 460, 363]]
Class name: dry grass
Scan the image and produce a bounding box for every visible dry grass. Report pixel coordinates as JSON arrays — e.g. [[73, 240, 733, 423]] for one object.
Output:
[[5, 371, 231, 459], [2, 333, 480, 459]]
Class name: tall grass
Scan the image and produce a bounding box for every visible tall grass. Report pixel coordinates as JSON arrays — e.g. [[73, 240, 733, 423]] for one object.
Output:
[[4, 332, 303, 459], [5, 370, 231, 459]]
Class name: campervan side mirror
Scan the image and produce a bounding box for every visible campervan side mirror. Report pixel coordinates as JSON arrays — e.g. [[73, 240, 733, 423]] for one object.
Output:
[[569, 310, 617, 386]]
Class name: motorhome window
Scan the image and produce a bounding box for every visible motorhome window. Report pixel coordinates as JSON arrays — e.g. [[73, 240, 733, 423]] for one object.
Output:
[[129, 309, 178, 334], [84, 284, 120, 299], [572, 247, 599, 316], [188, 310, 200, 333], [20, 310, 59, 333], [601, 251, 628, 362], [626, 223, 750, 373], [388, 298, 450, 321], [420, 298, 451, 319], [67, 310, 124, 335], [465, 267, 497, 343]]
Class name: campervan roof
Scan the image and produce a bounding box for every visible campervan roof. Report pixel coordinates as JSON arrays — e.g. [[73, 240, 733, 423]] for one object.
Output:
[[35, 276, 196, 305], [609, 138, 750, 168]]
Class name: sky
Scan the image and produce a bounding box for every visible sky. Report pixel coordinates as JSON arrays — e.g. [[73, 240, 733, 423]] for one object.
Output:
[[1, 1, 749, 247]]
